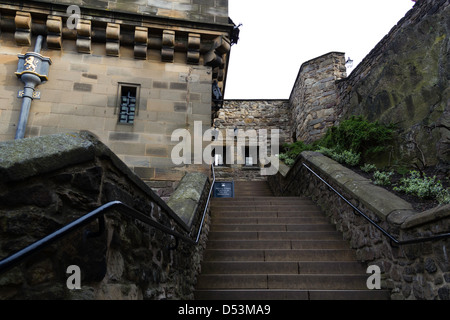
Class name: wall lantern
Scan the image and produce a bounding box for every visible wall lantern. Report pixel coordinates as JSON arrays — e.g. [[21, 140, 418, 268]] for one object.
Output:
[[345, 57, 354, 70]]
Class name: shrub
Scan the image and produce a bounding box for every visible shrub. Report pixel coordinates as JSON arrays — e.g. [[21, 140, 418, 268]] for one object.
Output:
[[373, 170, 394, 186], [361, 163, 377, 173], [330, 149, 361, 166], [320, 116, 394, 162], [436, 190, 450, 205], [393, 171, 450, 203], [281, 141, 316, 160], [279, 117, 394, 167], [284, 158, 295, 166]]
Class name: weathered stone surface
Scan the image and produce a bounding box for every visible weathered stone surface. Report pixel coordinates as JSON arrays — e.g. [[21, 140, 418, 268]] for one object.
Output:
[[335, 0, 449, 170], [402, 204, 450, 230], [167, 172, 208, 228], [0, 132, 95, 182], [213, 100, 291, 145], [268, 150, 450, 300], [289, 52, 346, 144], [0, 132, 212, 300]]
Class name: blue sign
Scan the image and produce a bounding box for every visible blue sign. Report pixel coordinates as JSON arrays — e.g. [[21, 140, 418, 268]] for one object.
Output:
[[213, 181, 234, 198]]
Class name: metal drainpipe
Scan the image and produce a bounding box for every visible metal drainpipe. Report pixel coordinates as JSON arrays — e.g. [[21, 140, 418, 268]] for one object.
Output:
[[15, 35, 52, 139]]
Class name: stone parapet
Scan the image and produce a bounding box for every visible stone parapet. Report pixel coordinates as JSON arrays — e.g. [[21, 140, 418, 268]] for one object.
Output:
[[0, 131, 211, 299], [268, 151, 450, 300]]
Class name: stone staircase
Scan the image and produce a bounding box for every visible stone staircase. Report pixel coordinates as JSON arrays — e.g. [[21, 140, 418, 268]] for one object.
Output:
[[194, 181, 390, 300]]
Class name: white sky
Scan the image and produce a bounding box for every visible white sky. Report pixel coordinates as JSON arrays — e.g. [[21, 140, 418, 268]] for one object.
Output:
[[225, 0, 415, 99]]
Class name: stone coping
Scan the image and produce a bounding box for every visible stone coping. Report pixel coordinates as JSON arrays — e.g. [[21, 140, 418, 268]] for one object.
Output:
[[0, 131, 191, 231], [167, 172, 209, 228], [280, 151, 449, 231]]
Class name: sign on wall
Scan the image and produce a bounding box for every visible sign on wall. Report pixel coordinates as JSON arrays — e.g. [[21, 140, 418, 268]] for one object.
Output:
[[213, 181, 234, 198]]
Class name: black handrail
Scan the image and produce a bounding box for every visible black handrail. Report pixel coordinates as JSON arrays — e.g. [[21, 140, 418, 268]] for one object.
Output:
[[0, 164, 216, 275], [301, 162, 450, 246]]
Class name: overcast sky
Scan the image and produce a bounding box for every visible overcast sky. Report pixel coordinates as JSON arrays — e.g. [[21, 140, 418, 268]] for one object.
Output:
[[225, 0, 415, 100]]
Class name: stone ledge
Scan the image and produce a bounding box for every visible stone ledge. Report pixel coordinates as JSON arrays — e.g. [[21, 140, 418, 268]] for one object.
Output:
[[0, 132, 96, 182], [402, 204, 450, 230], [299, 151, 416, 225], [167, 172, 208, 228], [0, 131, 188, 230]]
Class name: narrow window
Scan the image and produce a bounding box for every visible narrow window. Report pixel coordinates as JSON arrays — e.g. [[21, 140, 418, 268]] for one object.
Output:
[[117, 83, 140, 124], [245, 146, 258, 167]]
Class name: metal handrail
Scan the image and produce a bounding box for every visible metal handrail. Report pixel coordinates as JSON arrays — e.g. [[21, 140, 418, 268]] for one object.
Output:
[[301, 162, 450, 246], [0, 164, 216, 275]]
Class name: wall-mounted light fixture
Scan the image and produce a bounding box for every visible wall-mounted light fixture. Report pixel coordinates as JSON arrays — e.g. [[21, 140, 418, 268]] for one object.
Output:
[[345, 57, 354, 69]]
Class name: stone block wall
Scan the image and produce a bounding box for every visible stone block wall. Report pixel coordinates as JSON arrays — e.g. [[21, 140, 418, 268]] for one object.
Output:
[[287, 0, 448, 171], [214, 100, 291, 144], [335, 0, 449, 170], [0, 36, 211, 181], [268, 152, 450, 300], [289, 52, 347, 144], [0, 131, 211, 299], [28, 0, 229, 25], [210, 100, 290, 175], [0, 1, 233, 183]]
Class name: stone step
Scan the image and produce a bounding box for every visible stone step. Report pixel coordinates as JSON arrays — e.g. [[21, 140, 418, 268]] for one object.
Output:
[[235, 193, 274, 197], [211, 200, 316, 207], [212, 196, 310, 202], [211, 217, 330, 225], [211, 211, 323, 218], [201, 261, 367, 275], [197, 180, 389, 300], [207, 231, 343, 241], [195, 274, 369, 290], [193, 289, 390, 300], [212, 205, 319, 212], [210, 224, 336, 232], [203, 249, 357, 262], [205, 240, 351, 250]]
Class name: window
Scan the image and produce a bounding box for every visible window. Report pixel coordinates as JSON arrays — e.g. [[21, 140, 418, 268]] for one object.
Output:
[[117, 83, 140, 124], [245, 146, 258, 167]]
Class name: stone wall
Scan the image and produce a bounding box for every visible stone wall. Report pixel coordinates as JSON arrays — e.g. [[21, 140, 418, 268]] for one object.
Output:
[[214, 100, 291, 144], [335, 0, 449, 170], [268, 152, 450, 300], [287, 0, 449, 171], [289, 52, 347, 144], [0, 131, 211, 300], [29, 0, 229, 25], [0, 1, 233, 182], [211, 100, 290, 175]]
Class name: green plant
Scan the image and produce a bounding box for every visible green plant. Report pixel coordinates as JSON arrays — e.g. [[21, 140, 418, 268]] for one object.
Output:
[[317, 146, 334, 157], [284, 158, 295, 166], [393, 171, 450, 203], [436, 189, 450, 205], [361, 163, 377, 173], [281, 141, 316, 160], [320, 116, 394, 162], [280, 117, 394, 167], [330, 149, 361, 166], [373, 170, 394, 186]]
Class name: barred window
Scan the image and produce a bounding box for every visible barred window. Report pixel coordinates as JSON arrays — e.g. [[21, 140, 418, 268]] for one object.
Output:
[[117, 83, 140, 124]]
